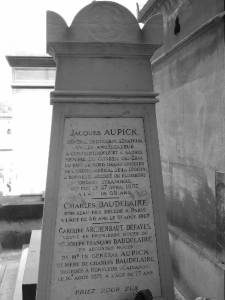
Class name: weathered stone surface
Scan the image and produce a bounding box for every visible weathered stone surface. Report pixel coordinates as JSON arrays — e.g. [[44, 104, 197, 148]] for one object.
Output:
[[153, 20, 224, 249], [50, 117, 161, 299], [138, 0, 225, 299]]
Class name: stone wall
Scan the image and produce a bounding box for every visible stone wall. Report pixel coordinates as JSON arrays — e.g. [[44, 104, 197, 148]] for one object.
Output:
[[149, 0, 225, 254]]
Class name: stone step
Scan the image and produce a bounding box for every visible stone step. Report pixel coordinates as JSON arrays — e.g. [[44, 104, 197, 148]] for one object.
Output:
[[13, 247, 28, 300]]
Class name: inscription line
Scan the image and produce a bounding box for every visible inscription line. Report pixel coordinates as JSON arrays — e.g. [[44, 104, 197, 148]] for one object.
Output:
[[92, 221, 121, 225], [92, 197, 120, 200]]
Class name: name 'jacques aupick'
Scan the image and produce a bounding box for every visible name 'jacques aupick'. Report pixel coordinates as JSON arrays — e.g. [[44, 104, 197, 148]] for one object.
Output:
[[70, 128, 138, 137]]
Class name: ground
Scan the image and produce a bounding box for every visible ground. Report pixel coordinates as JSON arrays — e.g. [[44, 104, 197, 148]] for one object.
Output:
[[0, 250, 21, 300]]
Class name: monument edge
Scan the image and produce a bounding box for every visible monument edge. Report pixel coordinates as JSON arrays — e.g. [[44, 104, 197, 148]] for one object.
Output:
[[50, 91, 159, 104], [47, 42, 160, 58], [143, 108, 175, 300], [36, 107, 66, 300]]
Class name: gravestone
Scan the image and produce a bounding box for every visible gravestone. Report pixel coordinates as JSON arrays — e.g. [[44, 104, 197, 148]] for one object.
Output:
[[36, 2, 174, 300]]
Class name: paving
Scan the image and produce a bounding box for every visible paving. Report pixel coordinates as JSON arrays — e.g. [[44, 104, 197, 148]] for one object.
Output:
[[0, 250, 21, 300]]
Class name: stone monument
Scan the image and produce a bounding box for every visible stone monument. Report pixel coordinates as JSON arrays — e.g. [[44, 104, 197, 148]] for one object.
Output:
[[36, 2, 174, 300]]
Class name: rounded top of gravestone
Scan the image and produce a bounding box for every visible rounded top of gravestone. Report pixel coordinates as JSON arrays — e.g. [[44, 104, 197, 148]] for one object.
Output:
[[70, 1, 142, 43]]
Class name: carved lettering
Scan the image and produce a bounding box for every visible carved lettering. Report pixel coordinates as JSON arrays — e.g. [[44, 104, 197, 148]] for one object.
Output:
[[50, 118, 161, 300]]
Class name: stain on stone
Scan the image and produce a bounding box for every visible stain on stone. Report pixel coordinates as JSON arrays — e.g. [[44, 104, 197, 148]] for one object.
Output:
[[170, 248, 180, 278], [171, 30, 222, 88], [164, 162, 216, 249], [215, 171, 225, 252]]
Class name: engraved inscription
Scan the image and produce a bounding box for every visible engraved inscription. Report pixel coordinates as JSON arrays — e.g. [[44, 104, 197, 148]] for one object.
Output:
[[50, 118, 161, 300]]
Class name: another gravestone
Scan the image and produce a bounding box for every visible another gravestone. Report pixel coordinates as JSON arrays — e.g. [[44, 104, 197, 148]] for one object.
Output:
[[36, 2, 174, 300]]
